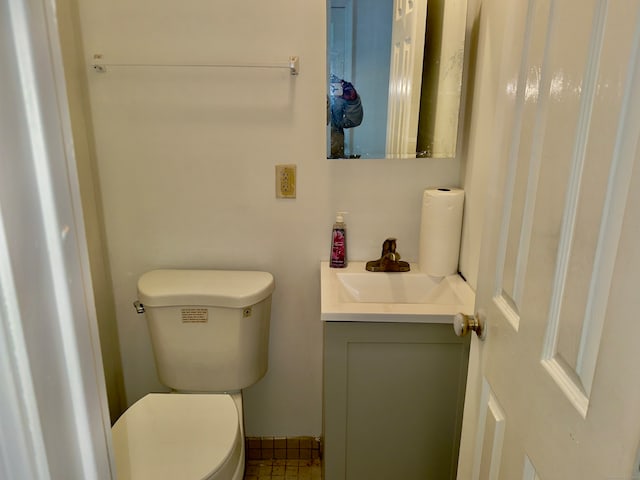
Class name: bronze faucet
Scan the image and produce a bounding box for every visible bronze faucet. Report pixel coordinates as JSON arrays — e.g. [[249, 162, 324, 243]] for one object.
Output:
[[365, 238, 411, 272]]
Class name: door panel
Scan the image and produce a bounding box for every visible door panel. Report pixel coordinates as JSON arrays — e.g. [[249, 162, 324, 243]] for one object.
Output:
[[522, 457, 541, 480], [474, 380, 506, 480], [459, 0, 640, 478], [494, 0, 552, 330]]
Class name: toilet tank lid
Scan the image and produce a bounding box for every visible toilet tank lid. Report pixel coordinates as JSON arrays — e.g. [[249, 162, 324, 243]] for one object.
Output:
[[137, 269, 275, 308]]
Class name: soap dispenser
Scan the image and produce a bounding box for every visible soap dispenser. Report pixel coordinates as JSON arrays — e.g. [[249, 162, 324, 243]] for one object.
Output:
[[330, 211, 348, 268]]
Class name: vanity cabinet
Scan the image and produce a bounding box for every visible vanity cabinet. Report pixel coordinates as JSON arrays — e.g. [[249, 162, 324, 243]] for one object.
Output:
[[322, 322, 470, 480]]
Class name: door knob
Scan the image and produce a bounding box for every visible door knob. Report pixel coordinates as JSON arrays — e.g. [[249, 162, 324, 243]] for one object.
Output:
[[453, 312, 486, 340]]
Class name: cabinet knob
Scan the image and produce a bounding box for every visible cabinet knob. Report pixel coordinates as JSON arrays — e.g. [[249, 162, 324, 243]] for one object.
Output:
[[453, 312, 486, 340]]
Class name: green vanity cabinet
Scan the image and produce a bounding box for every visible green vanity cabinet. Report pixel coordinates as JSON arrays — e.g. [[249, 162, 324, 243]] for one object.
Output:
[[322, 321, 470, 480]]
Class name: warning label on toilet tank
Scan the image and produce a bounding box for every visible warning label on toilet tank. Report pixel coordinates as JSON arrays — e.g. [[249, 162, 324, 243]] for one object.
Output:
[[181, 308, 208, 323]]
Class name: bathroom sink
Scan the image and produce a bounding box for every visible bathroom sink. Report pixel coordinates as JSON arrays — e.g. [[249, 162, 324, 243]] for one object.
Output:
[[321, 261, 475, 322]]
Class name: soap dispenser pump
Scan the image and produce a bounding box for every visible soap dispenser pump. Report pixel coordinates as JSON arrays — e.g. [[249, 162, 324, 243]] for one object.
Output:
[[330, 211, 348, 268]]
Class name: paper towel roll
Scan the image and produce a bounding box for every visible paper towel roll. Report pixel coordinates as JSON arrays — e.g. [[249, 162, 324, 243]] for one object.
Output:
[[418, 188, 465, 277]]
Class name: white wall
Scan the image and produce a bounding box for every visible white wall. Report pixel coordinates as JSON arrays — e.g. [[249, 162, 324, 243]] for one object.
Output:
[[56, 0, 126, 423], [73, 0, 471, 436]]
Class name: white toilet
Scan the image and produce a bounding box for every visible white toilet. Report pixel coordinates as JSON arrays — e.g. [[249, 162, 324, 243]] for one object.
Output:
[[111, 269, 274, 480]]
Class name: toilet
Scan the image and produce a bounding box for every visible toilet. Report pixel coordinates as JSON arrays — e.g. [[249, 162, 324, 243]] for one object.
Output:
[[111, 269, 274, 480]]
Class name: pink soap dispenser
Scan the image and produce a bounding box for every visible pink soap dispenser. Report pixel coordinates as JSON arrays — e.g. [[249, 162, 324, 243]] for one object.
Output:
[[330, 211, 348, 268]]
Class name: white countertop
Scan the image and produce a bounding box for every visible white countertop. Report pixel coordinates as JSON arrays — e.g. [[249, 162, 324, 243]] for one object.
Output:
[[320, 261, 475, 323]]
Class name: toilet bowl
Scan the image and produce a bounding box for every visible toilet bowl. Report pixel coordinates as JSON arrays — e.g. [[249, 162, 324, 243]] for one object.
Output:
[[112, 393, 244, 480], [111, 269, 274, 480]]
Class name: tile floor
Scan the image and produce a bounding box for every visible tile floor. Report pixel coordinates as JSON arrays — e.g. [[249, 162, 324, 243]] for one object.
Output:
[[245, 436, 321, 462], [243, 459, 322, 480]]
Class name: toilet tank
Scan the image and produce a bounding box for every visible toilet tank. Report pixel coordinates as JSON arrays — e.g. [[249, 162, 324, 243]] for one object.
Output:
[[137, 269, 274, 392]]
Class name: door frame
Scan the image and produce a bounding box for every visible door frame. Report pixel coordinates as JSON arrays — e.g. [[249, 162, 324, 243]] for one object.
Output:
[[1, 0, 114, 477]]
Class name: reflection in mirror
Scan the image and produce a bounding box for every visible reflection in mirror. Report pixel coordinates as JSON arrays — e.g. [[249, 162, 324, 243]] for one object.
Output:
[[327, 0, 467, 159]]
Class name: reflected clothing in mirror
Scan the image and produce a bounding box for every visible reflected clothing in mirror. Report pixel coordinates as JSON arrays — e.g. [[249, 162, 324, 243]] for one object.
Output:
[[329, 75, 363, 158]]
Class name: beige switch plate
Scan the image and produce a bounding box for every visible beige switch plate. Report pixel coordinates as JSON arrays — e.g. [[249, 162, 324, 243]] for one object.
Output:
[[276, 164, 296, 198]]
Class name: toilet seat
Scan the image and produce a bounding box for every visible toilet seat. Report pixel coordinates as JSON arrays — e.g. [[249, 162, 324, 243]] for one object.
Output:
[[112, 393, 242, 480]]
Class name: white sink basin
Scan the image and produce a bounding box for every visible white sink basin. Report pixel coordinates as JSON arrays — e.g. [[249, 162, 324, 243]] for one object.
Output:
[[336, 270, 463, 304], [321, 261, 475, 322]]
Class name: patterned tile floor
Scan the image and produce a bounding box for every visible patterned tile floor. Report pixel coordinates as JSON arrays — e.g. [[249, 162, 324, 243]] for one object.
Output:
[[244, 459, 322, 480]]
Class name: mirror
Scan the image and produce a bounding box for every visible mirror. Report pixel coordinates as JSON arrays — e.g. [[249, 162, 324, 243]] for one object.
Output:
[[327, 0, 467, 159]]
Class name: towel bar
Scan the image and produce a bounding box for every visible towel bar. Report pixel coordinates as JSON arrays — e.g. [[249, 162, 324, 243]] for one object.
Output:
[[90, 54, 300, 76]]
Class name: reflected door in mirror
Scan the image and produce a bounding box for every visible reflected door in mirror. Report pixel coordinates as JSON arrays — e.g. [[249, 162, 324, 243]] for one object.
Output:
[[326, 0, 467, 160], [387, 0, 428, 156]]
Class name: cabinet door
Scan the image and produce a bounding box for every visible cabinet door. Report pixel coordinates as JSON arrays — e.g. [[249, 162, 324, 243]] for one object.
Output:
[[323, 322, 470, 480]]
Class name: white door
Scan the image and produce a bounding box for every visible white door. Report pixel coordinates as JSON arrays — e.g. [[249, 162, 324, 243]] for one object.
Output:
[[457, 1, 640, 479], [386, 0, 428, 156], [328, 0, 354, 82]]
